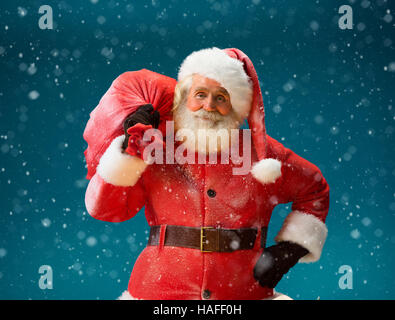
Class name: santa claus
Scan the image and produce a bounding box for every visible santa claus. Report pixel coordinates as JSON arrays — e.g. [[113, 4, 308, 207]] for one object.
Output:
[[83, 47, 330, 300]]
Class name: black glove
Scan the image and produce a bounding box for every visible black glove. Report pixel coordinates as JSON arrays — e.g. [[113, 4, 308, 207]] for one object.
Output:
[[253, 241, 309, 288], [122, 104, 160, 150]]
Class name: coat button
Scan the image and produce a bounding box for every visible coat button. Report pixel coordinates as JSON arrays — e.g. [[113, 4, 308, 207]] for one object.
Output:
[[202, 289, 211, 299], [207, 189, 216, 198]]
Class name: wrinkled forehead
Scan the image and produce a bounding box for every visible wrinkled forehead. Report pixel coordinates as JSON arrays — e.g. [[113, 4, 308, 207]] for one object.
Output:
[[190, 74, 230, 95]]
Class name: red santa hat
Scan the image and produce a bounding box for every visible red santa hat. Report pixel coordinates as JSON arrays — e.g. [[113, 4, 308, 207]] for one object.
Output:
[[177, 47, 282, 184]]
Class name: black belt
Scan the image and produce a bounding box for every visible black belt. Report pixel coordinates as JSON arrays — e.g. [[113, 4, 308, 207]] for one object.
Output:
[[148, 225, 267, 252]]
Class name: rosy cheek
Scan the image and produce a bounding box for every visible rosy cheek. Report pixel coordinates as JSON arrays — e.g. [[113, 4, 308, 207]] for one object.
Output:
[[186, 98, 202, 111], [217, 104, 231, 115]]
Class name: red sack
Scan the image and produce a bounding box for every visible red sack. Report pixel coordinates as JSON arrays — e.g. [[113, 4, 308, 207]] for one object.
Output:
[[83, 69, 177, 179]]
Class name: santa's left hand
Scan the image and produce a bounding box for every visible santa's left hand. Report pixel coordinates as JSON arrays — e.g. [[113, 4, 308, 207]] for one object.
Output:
[[253, 241, 309, 288]]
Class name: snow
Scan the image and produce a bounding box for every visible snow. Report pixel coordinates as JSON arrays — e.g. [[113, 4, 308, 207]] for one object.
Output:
[[28, 90, 39, 100], [350, 229, 361, 239], [86, 236, 98, 247], [0, 0, 393, 300], [41, 218, 51, 228], [361, 217, 371, 227]]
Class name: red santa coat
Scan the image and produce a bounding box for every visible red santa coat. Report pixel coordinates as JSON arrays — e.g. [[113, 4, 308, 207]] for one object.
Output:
[[84, 49, 329, 299], [85, 131, 329, 300]]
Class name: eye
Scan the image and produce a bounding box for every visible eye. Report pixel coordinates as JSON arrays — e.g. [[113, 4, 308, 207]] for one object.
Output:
[[216, 95, 226, 103], [195, 92, 206, 99]]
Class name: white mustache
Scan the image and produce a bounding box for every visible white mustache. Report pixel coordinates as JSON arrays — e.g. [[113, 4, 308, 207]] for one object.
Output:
[[193, 109, 224, 122]]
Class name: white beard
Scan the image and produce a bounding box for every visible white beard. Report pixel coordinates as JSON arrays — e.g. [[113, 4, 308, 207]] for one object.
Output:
[[173, 101, 243, 155]]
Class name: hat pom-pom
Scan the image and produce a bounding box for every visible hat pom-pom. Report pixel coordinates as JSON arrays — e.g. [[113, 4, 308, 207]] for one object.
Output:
[[251, 158, 282, 184]]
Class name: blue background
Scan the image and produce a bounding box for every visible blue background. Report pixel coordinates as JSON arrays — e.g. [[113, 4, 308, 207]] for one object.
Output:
[[0, 0, 394, 300]]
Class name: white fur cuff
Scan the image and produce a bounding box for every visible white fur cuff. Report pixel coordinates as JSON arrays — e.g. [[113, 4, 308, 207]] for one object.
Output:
[[275, 210, 328, 263], [96, 135, 148, 187]]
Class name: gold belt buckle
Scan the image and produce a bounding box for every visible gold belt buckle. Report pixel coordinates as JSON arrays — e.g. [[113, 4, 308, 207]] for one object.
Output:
[[200, 227, 218, 252]]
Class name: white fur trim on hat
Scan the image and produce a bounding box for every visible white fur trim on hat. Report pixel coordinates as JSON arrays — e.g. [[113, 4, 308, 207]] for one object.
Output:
[[251, 158, 282, 184], [178, 47, 253, 120], [96, 135, 148, 187], [275, 210, 328, 263]]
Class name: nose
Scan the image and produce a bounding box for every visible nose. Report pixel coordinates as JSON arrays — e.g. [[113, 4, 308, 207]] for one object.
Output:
[[202, 96, 216, 112]]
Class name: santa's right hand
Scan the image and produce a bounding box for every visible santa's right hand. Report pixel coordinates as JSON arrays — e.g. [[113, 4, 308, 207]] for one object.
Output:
[[123, 123, 165, 162], [122, 104, 160, 151], [123, 123, 151, 157]]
